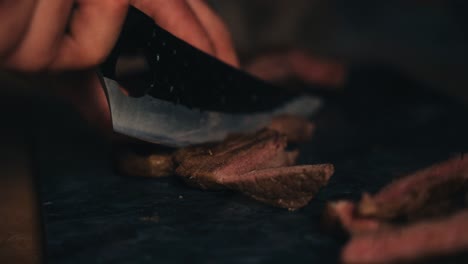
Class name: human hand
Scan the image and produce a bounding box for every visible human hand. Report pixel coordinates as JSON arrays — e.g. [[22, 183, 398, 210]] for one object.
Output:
[[1, 0, 239, 137], [0, 0, 238, 72], [131, 0, 238, 68], [0, 0, 129, 72]]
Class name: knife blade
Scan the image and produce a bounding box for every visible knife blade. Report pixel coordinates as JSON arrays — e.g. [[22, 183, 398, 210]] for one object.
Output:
[[98, 7, 323, 147]]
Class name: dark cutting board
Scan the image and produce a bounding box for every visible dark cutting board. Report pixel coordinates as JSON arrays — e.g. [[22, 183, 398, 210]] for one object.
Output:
[[36, 66, 468, 264]]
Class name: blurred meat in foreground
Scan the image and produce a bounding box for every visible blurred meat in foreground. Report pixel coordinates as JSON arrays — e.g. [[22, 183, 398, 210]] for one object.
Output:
[[324, 155, 468, 263]]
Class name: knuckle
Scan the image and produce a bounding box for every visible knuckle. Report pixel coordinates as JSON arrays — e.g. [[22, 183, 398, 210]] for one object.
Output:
[[105, 0, 129, 12], [78, 45, 108, 69], [6, 51, 54, 72]]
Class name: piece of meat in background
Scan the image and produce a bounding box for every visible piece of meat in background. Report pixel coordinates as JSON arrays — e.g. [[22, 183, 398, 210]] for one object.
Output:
[[207, 0, 468, 104], [342, 210, 468, 264], [323, 154, 468, 263]]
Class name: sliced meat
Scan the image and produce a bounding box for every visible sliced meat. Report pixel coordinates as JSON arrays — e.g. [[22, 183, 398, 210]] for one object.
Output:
[[323, 201, 387, 235], [341, 209, 468, 264], [116, 126, 333, 209], [323, 155, 468, 263], [116, 152, 174, 178], [357, 155, 468, 221], [256, 149, 299, 170], [174, 128, 334, 209], [174, 129, 294, 190], [222, 164, 334, 210], [268, 115, 315, 143]]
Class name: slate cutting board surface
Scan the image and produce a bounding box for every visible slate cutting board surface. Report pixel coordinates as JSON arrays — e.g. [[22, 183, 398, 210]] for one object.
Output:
[[36, 67, 468, 264]]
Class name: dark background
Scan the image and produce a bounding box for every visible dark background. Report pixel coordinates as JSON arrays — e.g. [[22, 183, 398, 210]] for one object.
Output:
[[37, 67, 468, 264], [1, 1, 468, 263]]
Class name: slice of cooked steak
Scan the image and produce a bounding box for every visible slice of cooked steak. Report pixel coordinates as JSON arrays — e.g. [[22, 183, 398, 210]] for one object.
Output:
[[174, 129, 293, 190], [116, 115, 314, 180], [341, 209, 468, 264], [174, 128, 334, 209], [116, 123, 333, 209], [357, 155, 468, 221], [323, 155, 468, 263], [222, 164, 334, 210], [268, 115, 315, 143]]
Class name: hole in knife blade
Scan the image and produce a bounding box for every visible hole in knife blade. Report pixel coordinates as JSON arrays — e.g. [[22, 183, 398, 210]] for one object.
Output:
[[115, 53, 151, 97]]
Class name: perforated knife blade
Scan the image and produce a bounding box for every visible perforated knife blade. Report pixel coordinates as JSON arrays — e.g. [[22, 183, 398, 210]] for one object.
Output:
[[98, 7, 323, 147]]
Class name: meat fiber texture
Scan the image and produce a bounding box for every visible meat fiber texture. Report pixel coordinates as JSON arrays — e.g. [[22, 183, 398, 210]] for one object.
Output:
[[174, 129, 334, 210], [116, 116, 332, 210], [323, 155, 468, 263], [116, 115, 315, 179]]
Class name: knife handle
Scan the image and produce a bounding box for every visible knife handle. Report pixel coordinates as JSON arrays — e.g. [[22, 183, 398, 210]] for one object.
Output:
[[100, 8, 154, 97], [100, 7, 319, 114]]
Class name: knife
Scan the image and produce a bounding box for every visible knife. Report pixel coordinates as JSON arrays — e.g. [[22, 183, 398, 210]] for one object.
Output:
[[97, 7, 322, 147]]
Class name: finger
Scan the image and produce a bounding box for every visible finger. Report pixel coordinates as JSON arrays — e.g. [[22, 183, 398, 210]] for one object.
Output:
[[186, 0, 239, 67], [130, 0, 215, 57], [3, 0, 73, 71], [0, 0, 38, 64], [50, 0, 129, 70]]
